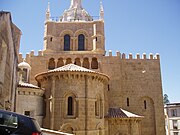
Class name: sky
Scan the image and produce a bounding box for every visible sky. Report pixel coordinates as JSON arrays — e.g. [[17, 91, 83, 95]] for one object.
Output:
[[0, 0, 180, 103]]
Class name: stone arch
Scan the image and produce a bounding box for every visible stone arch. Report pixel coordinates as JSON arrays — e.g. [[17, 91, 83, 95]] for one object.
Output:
[[74, 29, 89, 37], [60, 123, 78, 134], [91, 57, 98, 69], [139, 96, 156, 135], [57, 58, 64, 67], [65, 58, 72, 65], [60, 30, 74, 37], [63, 91, 78, 98], [96, 122, 104, 135], [48, 58, 55, 70], [82, 57, 89, 69], [74, 58, 81, 66]]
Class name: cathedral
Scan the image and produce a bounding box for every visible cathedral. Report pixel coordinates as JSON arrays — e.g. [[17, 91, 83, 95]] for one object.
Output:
[[16, 0, 165, 135]]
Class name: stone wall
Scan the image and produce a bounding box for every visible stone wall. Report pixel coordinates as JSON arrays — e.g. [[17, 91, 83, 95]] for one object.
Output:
[[16, 86, 44, 126], [36, 70, 109, 135], [0, 12, 21, 111]]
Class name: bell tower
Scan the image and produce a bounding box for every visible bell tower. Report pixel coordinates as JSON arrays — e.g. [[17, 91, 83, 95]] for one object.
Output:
[[43, 0, 105, 55]]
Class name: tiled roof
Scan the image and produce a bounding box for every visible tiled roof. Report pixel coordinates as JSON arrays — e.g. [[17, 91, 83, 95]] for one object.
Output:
[[36, 64, 109, 79], [105, 108, 142, 118], [18, 82, 40, 89], [48, 64, 95, 73]]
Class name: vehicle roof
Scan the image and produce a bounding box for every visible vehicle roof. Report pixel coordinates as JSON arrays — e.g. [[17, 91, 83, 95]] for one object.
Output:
[[0, 109, 35, 120]]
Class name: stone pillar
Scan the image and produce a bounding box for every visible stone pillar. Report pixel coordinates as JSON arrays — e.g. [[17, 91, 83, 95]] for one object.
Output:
[[50, 77, 56, 129]]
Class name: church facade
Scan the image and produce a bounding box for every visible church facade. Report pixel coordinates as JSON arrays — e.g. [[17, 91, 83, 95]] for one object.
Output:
[[17, 0, 165, 135]]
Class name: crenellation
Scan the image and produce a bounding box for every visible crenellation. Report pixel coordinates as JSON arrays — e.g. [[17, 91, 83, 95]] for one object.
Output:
[[18, 53, 23, 62], [156, 53, 160, 60], [149, 53, 154, 59], [116, 51, 121, 58], [26, 53, 30, 58], [122, 53, 126, 59], [136, 53, 140, 59], [109, 50, 112, 56], [129, 53, 133, 59], [142, 53, 147, 59], [38, 50, 43, 56], [19, 53, 22, 59], [30, 50, 34, 56]]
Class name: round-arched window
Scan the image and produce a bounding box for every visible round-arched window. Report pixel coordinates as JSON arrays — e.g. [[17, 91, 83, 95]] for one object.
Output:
[[64, 34, 70, 51], [78, 34, 85, 51]]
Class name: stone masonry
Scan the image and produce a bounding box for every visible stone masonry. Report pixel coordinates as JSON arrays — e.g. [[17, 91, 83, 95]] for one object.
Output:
[[17, 0, 165, 135]]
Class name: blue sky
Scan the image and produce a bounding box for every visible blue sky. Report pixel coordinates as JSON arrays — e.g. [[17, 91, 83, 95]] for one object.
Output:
[[0, 0, 180, 102]]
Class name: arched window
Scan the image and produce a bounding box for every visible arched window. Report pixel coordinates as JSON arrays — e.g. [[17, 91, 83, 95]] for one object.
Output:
[[57, 58, 64, 67], [95, 100, 99, 116], [66, 58, 72, 65], [74, 58, 81, 66], [83, 58, 89, 69], [78, 34, 85, 51], [95, 95, 102, 117], [22, 68, 28, 82], [127, 98, 129, 107], [144, 100, 147, 109], [91, 57, 98, 69], [64, 34, 70, 51], [48, 58, 55, 70], [68, 97, 73, 115]]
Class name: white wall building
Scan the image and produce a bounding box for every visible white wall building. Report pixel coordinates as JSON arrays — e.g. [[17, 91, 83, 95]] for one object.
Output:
[[165, 103, 180, 135]]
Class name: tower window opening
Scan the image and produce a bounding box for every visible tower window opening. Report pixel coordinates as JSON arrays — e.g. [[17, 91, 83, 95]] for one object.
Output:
[[144, 100, 147, 109], [50, 37, 53, 42], [78, 34, 85, 51], [127, 98, 129, 107], [108, 85, 110, 91], [64, 34, 71, 51], [68, 97, 73, 115]]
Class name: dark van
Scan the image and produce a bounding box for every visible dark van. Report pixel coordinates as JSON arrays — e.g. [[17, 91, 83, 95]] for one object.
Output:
[[0, 109, 42, 135]]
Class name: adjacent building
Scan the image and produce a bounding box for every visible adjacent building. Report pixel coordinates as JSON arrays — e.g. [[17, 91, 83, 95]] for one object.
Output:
[[16, 0, 165, 135], [165, 103, 180, 135], [0, 11, 21, 111]]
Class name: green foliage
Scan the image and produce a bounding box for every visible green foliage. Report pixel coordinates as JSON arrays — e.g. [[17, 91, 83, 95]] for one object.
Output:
[[163, 94, 170, 104]]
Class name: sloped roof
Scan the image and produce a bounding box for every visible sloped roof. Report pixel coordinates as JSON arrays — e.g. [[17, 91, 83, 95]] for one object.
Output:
[[48, 64, 95, 73], [105, 108, 142, 118], [35, 64, 109, 79], [18, 82, 40, 89]]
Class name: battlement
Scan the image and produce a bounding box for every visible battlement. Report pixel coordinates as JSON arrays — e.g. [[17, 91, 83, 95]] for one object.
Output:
[[18, 50, 44, 61], [107, 50, 160, 60]]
